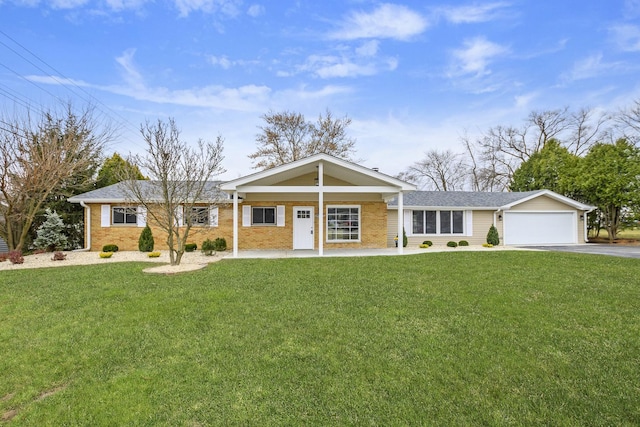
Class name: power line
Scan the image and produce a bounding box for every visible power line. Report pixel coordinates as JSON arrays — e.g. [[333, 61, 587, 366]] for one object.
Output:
[[0, 30, 146, 152]]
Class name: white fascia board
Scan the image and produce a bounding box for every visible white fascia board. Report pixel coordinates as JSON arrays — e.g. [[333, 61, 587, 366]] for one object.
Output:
[[501, 189, 595, 211], [387, 205, 499, 210], [68, 197, 231, 204], [220, 154, 328, 190], [220, 153, 416, 191], [237, 185, 404, 193]]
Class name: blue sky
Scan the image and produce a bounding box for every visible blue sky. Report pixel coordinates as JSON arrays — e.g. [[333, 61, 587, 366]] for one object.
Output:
[[1, 0, 640, 180]]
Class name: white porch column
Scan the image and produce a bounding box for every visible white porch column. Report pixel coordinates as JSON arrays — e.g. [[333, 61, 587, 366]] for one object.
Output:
[[232, 191, 239, 257], [397, 191, 404, 255], [318, 161, 324, 256]]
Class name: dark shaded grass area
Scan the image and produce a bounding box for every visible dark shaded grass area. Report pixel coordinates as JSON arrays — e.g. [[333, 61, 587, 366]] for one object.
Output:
[[1, 251, 639, 425]]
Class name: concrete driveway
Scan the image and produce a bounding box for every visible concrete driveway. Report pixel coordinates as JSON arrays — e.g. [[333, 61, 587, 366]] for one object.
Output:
[[522, 244, 640, 259]]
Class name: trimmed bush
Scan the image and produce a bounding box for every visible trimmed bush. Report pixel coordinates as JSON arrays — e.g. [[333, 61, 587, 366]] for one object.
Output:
[[148, 251, 161, 258], [185, 243, 198, 252], [51, 251, 67, 261], [482, 243, 494, 248], [458, 240, 469, 247], [0, 253, 7, 262], [138, 225, 154, 252], [447, 241, 458, 248], [487, 225, 500, 246], [213, 237, 227, 251], [202, 239, 216, 256], [102, 244, 119, 253], [9, 250, 24, 264], [422, 241, 433, 247], [419, 244, 430, 248], [99, 252, 113, 258]]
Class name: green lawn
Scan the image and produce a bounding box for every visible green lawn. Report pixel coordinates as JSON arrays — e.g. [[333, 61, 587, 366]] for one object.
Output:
[[1, 252, 639, 425]]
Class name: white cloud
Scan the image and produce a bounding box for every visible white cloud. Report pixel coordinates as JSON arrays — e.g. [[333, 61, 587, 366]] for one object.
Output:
[[116, 48, 145, 87], [514, 92, 538, 109], [316, 61, 377, 79], [437, 2, 510, 24], [208, 55, 233, 69], [355, 40, 379, 57], [102, 0, 149, 11], [625, 0, 640, 16], [609, 24, 640, 52], [560, 53, 626, 83], [450, 37, 508, 77], [173, 0, 241, 17], [49, 0, 88, 8], [330, 3, 428, 41], [295, 51, 397, 79], [247, 3, 264, 17]]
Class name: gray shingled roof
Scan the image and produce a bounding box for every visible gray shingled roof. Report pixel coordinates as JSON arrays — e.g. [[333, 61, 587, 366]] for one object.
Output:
[[68, 180, 225, 203], [387, 190, 545, 208]]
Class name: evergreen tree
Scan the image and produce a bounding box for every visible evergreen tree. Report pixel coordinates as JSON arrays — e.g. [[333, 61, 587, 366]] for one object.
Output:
[[33, 209, 69, 251], [138, 225, 154, 252], [487, 225, 500, 246]]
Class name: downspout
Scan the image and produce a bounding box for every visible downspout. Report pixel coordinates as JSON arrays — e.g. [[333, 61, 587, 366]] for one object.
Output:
[[583, 208, 595, 243], [74, 201, 91, 252], [494, 209, 502, 246], [232, 191, 239, 257], [397, 191, 404, 255]]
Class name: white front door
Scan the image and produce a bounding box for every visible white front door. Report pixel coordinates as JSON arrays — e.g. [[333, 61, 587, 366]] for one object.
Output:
[[293, 207, 314, 250]]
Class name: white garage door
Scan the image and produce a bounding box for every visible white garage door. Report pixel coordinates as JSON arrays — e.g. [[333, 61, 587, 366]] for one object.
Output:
[[504, 212, 576, 245]]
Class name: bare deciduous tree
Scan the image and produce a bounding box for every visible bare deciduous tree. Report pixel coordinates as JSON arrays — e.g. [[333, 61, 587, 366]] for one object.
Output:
[[123, 118, 225, 266], [568, 108, 610, 156], [460, 133, 510, 191], [249, 109, 357, 170], [0, 104, 110, 251], [401, 149, 467, 191], [616, 99, 640, 141], [472, 107, 608, 188]]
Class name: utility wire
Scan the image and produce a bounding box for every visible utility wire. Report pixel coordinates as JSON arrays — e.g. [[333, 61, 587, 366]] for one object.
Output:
[[0, 30, 146, 152]]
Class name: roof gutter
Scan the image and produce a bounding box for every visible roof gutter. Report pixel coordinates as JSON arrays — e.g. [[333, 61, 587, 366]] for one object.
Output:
[[73, 201, 91, 252]]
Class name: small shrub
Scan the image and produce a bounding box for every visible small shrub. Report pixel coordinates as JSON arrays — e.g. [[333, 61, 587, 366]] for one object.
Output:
[[458, 240, 469, 246], [148, 251, 161, 258], [99, 252, 114, 258], [185, 243, 198, 252], [51, 251, 67, 261], [202, 239, 216, 256], [0, 253, 7, 262], [482, 243, 494, 248], [102, 244, 119, 253], [9, 250, 24, 264], [138, 225, 154, 252], [422, 241, 433, 247], [419, 244, 430, 248], [487, 225, 500, 246], [213, 237, 227, 251], [447, 241, 458, 248]]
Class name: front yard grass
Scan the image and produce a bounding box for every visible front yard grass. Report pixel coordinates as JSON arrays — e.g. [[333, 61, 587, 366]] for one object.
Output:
[[1, 251, 639, 425]]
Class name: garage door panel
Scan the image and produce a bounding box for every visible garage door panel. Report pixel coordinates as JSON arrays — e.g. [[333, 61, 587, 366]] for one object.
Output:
[[504, 212, 575, 245]]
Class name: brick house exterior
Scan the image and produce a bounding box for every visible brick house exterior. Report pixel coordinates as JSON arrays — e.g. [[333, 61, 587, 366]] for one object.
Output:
[[69, 154, 416, 255], [69, 154, 594, 254]]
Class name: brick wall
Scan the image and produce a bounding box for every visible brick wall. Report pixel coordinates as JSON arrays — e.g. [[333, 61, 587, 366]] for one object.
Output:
[[88, 203, 234, 252], [88, 200, 388, 251]]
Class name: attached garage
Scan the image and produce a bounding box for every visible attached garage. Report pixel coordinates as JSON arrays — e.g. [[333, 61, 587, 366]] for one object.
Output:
[[503, 211, 577, 245], [387, 189, 594, 248]]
